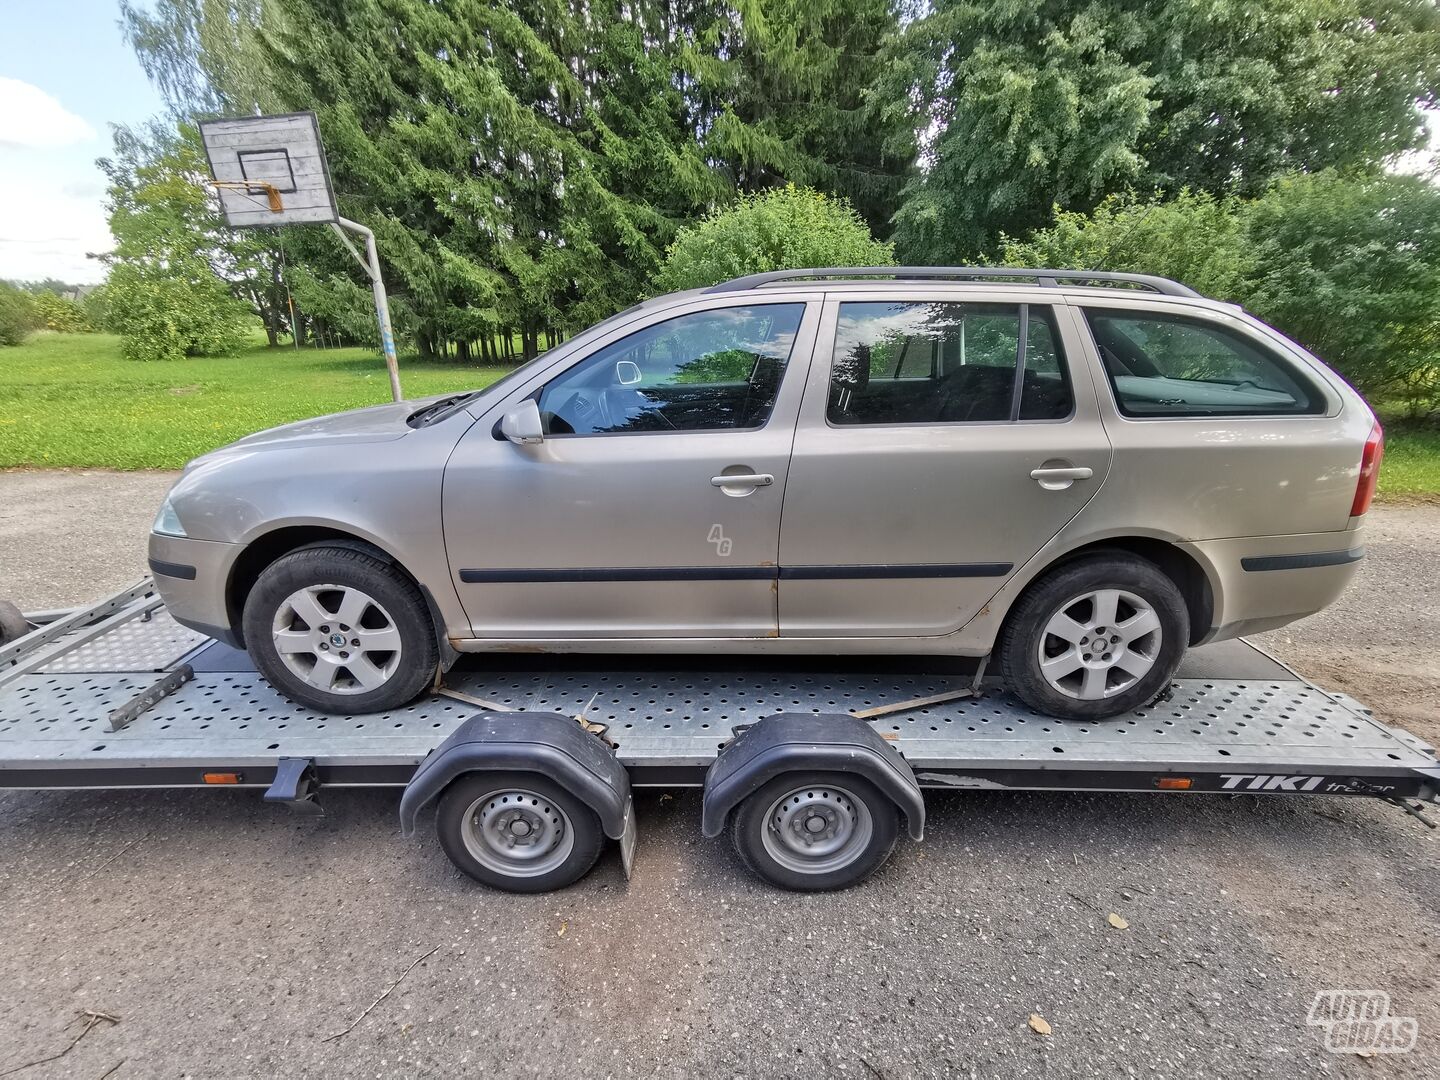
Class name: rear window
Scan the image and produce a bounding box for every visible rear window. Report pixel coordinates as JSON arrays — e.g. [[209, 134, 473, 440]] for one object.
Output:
[[1082, 309, 1326, 418]]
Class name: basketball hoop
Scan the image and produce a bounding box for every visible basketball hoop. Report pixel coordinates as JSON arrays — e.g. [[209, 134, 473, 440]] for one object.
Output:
[[208, 179, 284, 213], [199, 112, 402, 402]]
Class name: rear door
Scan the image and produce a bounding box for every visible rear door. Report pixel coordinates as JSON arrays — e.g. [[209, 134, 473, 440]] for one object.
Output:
[[777, 291, 1112, 637]]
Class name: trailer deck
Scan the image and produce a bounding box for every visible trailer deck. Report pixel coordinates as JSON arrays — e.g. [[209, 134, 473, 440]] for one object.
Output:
[[3, 580, 1436, 804]]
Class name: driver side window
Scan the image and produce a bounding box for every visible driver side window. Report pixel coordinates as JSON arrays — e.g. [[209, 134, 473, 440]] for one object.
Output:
[[536, 304, 806, 435]]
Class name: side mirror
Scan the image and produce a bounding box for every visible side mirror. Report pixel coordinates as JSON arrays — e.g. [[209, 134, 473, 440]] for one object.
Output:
[[615, 360, 642, 386], [499, 399, 545, 445]]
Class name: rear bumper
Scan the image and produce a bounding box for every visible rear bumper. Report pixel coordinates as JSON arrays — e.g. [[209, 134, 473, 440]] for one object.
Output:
[[1182, 531, 1365, 644], [147, 532, 243, 647]]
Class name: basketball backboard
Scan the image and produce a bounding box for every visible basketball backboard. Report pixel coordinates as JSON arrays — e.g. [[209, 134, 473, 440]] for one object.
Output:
[[199, 111, 338, 227]]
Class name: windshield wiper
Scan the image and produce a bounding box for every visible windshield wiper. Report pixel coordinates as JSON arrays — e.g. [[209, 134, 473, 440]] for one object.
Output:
[[406, 392, 480, 428]]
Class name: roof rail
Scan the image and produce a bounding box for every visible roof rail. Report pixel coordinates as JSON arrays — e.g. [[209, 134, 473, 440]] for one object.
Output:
[[705, 266, 1201, 298]]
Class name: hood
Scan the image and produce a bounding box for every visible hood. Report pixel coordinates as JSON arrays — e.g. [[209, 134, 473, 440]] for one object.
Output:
[[186, 396, 449, 470]]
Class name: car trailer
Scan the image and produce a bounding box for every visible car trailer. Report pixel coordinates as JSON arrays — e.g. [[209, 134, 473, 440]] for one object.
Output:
[[2, 579, 1437, 892]]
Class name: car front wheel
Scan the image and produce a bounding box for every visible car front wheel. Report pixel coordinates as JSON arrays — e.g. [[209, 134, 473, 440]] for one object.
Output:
[[242, 545, 438, 714], [999, 553, 1189, 721]]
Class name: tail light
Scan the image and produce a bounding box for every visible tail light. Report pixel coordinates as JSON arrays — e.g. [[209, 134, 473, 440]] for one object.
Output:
[[1350, 421, 1384, 517]]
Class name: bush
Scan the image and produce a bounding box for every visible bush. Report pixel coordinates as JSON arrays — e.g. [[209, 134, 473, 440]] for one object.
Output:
[[1240, 173, 1440, 416], [80, 284, 113, 332], [654, 185, 895, 293], [105, 266, 253, 362], [998, 173, 1440, 415], [0, 282, 40, 346], [31, 290, 92, 333]]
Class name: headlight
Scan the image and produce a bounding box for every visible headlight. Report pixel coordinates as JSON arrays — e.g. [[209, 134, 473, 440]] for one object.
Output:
[[153, 498, 187, 538]]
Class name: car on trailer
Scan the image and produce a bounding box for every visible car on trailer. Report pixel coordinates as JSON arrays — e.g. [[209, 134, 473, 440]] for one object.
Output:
[[146, 268, 1382, 722]]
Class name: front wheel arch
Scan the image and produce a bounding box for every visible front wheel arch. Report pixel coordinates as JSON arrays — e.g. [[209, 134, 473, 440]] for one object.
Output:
[[226, 526, 456, 669]]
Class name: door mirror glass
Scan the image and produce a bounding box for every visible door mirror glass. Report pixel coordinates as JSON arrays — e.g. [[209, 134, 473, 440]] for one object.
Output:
[[614, 360, 643, 386], [499, 399, 545, 445]]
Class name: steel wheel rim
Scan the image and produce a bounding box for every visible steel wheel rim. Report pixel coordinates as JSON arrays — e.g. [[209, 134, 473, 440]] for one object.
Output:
[[1037, 587, 1163, 701], [271, 583, 403, 696], [761, 784, 873, 875], [461, 790, 574, 878]]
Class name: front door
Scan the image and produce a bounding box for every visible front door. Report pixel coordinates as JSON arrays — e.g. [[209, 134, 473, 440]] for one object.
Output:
[[778, 294, 1112, 637], [443, 298, 820, 639]]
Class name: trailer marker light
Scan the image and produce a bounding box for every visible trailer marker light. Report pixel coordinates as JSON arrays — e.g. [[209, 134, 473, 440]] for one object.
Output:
[[203, 772, 242, 785], [1156, 777, 1193, 790]]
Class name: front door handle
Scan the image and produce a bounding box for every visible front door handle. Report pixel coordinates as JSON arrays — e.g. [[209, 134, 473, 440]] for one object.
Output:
[[1030, 464, 1094, 491], [710, 473, 774, 488]]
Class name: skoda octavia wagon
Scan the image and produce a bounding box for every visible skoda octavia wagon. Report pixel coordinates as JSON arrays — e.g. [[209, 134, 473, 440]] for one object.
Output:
[[149, 267, 1381, 721]]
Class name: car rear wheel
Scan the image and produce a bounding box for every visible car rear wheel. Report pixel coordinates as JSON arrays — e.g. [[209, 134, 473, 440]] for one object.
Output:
[[999, 553, 1189, 721], [242, 545, 438, 714]]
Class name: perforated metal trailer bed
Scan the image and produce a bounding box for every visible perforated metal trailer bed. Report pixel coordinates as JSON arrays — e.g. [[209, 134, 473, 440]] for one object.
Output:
[[2, 579, 1437, 892]]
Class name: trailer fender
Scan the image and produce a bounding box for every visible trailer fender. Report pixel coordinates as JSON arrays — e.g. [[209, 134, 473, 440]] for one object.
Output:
[[398, 712, 630, 839], [702, 713, 925, 840]]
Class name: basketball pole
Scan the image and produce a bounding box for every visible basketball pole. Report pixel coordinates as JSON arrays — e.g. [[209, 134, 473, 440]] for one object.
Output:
[[331, 217, 403, 402]]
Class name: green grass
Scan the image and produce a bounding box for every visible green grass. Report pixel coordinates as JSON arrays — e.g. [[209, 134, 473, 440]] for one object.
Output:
[[2, 332, 1438, 499], [0, 332, 511, 469], [1378, 418, 1440, 502]]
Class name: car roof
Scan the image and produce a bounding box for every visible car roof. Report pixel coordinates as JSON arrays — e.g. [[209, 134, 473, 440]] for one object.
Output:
[[707, 266, 1200, 297], [633, 268, 1241, 320]]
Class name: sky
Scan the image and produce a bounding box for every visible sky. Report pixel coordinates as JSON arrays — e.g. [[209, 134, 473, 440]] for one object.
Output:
[[0, 0, 165, 285]]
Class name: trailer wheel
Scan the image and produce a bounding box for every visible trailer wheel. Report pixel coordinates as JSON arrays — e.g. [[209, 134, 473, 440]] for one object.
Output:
[[0, 600, 28, 646], [730, 771, 900, 891], [435, 772, 606, 893]]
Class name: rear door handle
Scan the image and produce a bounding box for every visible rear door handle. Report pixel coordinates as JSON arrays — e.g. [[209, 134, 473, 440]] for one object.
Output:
[[1030, 465, 1094, 490], [1030, 466, 1093, 481], [711, 473, 774, 487]]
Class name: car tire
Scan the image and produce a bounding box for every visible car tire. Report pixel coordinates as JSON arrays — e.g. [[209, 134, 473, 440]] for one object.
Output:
[[999, 552, 1189, 721], [0, 600, 29, 646], [436, 772, 606, 893], [730, 771, 900, 891], [242, 545, 438, 715]]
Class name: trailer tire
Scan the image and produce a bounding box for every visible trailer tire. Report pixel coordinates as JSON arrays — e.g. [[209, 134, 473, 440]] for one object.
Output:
[[242, 545, 437, 715], [731, 771, 899, 891], [436, 772, 606, 893], [0, 600, 28, 646]]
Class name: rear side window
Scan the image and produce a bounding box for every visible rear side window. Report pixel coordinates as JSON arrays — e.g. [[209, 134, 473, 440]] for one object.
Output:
[[827, 302, 1072, 425], [1083, 309, 1325, 418]]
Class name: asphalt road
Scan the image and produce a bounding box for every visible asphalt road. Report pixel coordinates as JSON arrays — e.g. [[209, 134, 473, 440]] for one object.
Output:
[[0, 470, 1436, 1078]]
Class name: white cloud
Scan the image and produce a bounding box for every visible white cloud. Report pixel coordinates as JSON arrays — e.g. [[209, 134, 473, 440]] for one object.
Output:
[[0, 77, 95, 149], [0, 170, 112, 283]]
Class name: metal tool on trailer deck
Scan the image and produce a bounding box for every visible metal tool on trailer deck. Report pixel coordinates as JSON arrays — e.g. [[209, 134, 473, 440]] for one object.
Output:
[[1, 582, 1436, 892]]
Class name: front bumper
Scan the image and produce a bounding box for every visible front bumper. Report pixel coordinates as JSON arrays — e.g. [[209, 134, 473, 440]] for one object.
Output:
[[147, 532, 244, 647]]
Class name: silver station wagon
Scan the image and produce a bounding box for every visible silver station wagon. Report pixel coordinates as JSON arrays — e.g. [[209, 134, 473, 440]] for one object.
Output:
[[149, 267, 1382, 720]]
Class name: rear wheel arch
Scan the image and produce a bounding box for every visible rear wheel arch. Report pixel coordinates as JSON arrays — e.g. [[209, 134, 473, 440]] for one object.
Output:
[[1005, 537, 1214, 648]]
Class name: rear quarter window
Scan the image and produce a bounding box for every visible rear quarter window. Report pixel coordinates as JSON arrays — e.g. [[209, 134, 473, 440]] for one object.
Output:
[[1082, 309, 1326, 418]]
